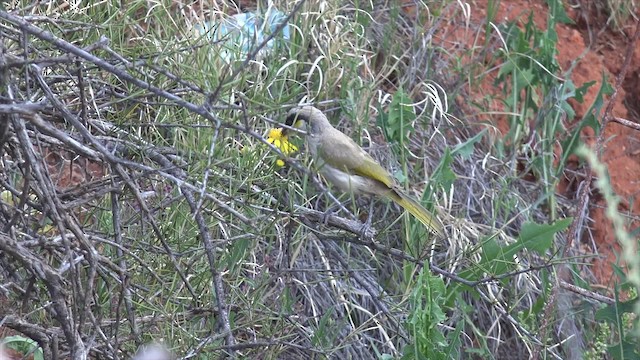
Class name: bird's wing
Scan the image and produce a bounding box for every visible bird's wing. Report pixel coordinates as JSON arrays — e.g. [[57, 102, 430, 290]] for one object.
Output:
[[351, 154, 395, 188], [317, 130, 395, 188]]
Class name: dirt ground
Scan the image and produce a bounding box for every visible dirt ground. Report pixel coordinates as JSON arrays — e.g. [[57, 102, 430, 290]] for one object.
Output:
[[428, 0, 639, 289]]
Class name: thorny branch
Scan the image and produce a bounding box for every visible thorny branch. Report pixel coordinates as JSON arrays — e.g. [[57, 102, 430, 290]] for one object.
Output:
[[0, 6, 311, 358]]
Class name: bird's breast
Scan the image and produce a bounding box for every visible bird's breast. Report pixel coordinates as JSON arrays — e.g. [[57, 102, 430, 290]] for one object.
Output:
[[307, 134, 320, 157]]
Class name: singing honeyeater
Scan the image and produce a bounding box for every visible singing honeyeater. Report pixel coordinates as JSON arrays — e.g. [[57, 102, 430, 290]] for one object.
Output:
[[282, 106, 444, 236]]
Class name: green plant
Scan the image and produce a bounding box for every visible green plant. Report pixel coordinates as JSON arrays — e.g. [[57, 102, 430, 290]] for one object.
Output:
[[595, 294, 640, 359], [401, 267, 461, 360], [492, 0, 603, 221]]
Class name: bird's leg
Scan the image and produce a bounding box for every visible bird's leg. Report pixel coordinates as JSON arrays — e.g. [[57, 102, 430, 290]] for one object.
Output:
[[321, 200, 352, 225], [319, 191, 356, 225], [358, 200, 375, 238], [321, 204, 340, 225], [312, 190, 336, 226]]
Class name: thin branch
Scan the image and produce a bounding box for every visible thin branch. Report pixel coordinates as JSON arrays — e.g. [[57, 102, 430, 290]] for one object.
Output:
[[610, 116, 640, 132], [559, 280, 614, 305]]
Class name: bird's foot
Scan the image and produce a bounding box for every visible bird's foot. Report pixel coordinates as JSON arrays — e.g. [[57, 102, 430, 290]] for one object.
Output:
[[358, 222, 372, 239]]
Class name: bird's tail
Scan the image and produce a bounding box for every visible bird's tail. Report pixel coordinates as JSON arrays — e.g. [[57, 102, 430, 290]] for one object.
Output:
[[387, 190, 444, 236]]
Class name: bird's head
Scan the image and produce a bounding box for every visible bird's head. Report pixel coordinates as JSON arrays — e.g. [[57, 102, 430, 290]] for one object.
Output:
[[282, 106, 330, 137]]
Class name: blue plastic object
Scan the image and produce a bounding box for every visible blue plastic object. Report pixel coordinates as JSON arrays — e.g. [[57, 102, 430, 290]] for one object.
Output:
[[196, 6, 291, 62]]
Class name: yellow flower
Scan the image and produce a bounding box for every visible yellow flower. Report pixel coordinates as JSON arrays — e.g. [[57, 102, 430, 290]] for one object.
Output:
[[267, 128, 298, 166]]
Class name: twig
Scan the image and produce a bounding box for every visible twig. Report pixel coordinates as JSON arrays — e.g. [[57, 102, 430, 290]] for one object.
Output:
[[610, 116, 640, 132], [111, 190, 142, 348], [298, 207, 377, 238], [0, 233, 86, 359], [559, 280, 614, 305], [182, 189, 237, 353], [30, 64, 200, 302]]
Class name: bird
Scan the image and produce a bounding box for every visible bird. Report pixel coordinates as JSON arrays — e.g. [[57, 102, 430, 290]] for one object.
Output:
[[281, 105, 444, 236]]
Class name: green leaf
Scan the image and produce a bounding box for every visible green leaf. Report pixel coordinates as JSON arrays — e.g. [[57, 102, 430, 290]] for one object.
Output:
[[481, 237, 502, 263], [607, 340, 640, 360], [497, 60, 515, 80], [558, 77, 609, 173], [574, 80, 596, 103], [560, 100, 576, 121], [518, 218, 571, 254], [393, 169, 408, 183], [227, 237, 249, 272], [515, 67, 535, 90], [381, 88, 416, 146], [451, 129, 487, 159], [546, 0, 574, 24], [431, 149, 457, 192], [585, 72, 614, 134], [483, 218, 570, 275], [458, 218, 570, 283], [312, 307, 336, 347], [596, 297, 638, 323]]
